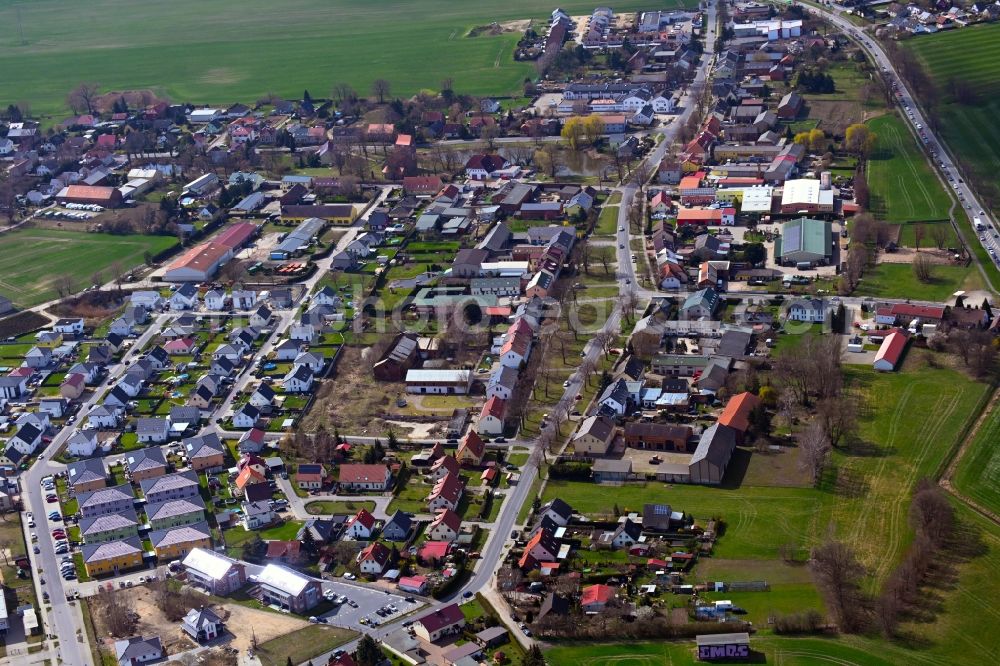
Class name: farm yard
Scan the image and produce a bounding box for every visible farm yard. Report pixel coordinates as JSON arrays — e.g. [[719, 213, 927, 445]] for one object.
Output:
[[864, 114, 953, 224], [0, 0, 699, 118], [904, 22, 1000, 207], [0, 228, 177, 308]]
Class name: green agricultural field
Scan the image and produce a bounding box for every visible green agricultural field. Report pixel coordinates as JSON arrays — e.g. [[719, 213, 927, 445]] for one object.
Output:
[[0, 0, 699, 117], [0, 228, 177, 308], [905, 23, 1000, 206], [952, 398, 1000, 516], [865, 114, 952, 223]]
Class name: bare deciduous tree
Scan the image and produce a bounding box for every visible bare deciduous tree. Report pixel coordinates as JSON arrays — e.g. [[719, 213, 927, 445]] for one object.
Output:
[[798, 420, 831, 485], [912, 252, 934, 284], [67, 82, 101, 115], [371, 79, 391, 104], [810, 539, 866, 633]]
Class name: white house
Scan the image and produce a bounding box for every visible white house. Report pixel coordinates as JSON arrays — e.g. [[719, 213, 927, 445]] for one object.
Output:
[[293, 351, 325, 373], [786, 298, 828, 323], [476, 397, 506, 436], [67, 429, 99, 457], [88, 405, 122, 429], [130, 291, 165, 310], [137, 418, 169, 443], [8, 423, 43, 455], [282, 365, 314, 393], [53, 318, 85, 335], [204, 290, 227, 310], [169, 284, 198, 310], [233, 404, 260, 429], [344, 509, 377, 539], [650, 92, 676, 114], [357, 542, 391, 575], [597, 378, 630, 415]]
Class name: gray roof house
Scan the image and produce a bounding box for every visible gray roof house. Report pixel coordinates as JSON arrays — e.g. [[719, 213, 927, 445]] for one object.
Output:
[[382, 510, 413, 541], [689, 424, 737, 485], [114, 636, 163, 666]]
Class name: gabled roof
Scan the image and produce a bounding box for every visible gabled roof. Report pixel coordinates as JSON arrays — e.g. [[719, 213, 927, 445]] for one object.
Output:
[[717, 391, 760, 433], [581, 583, 616, 606], [348, 508, 376, 530], [139, 469, 198, 497], [416, 603, 465, 633], [146, 496, 206, 522], [429, 508, 462, 533]]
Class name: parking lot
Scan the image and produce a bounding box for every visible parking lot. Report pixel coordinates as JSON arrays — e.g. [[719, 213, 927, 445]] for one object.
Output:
[[317, 580, 423, 629]]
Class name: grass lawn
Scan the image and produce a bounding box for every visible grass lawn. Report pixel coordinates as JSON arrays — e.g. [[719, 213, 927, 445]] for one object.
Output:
[[0, 0, 699, 117], [865, 113, 952, 223], [0, 228, 177, 308], [224, 520, 305, 546], [305, 500, 375, 515], [595, 205, 620, 236], [256, 624, 357, 666], [951, 396, 1000, 516], [856, 261, 981, 301]]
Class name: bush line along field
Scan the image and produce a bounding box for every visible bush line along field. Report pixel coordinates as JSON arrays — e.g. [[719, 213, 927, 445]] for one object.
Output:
[[904, 22, 1000, 207], [0, 228, 177, 308], [0, 0, 699, 117]]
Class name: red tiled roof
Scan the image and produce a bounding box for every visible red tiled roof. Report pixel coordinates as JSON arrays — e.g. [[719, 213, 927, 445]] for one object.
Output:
[[581, 584, 615, 605], [417, 603, 464, 633], [430, 508, 461, 533], [359, 541, 391, 565], [875, 329, 909, 368], [890, 303, 945, 320], [457, 431, 485, 460], [481, 396, 507, 421], [419, 541, 452, 562], [338, 464, 388, 484], [718, 392, 761, 433], [349, 508, 376, 530], [265, 540, 301, 559]]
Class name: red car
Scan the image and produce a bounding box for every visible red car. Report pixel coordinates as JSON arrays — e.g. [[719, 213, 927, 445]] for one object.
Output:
[[45, 495, 58, 503], [51, 530, 66, 538]]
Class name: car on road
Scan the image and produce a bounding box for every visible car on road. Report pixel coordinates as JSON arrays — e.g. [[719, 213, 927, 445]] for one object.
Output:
[[618, 243, 624, 249], [342, 572, 356, 580], [562, 380, 570, 388], [618, 225, 624, 232], [45, 495, 58, 503], [33, 546, 40, 554], [463, 591, 473, 598]]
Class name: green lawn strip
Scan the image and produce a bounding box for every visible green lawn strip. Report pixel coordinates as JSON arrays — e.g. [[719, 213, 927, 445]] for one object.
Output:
[[595, 205, 621, 236], [256, 624, 357, 666], [223, 520, 305, 547], [305, 500, 375, 515]]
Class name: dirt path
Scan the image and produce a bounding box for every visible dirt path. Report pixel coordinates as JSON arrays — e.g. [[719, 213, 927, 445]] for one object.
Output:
[[939, 384, 1000, 526]]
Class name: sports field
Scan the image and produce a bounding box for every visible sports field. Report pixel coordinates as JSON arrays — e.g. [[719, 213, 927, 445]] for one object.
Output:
[[0, 228, 177, 308], [904, 23, 1000, 206], [952, 397, 1000, 517], [865, 113, 952, 223], [0, 0, 699, 117]]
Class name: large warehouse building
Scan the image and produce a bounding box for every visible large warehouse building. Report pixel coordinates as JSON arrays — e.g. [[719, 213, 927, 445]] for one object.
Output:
[[774, 217, 832, 266], [163, 222, 259, 282], [56, 185, 123, 208]]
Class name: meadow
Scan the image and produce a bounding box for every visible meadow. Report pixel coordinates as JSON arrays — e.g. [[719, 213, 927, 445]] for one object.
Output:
[[904, 23, 1000, 207], [856, 261, 981, 302], [0, 0, 699, 117], [0, 228, 177, 307], [865, 113, 952, 223], [951, 399, 1000, 517]]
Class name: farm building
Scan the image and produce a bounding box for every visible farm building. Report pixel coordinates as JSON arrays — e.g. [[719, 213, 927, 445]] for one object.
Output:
[[873, 329, 909, 372], [163, 222, 258, 282], [404, 369, 473, 395]]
